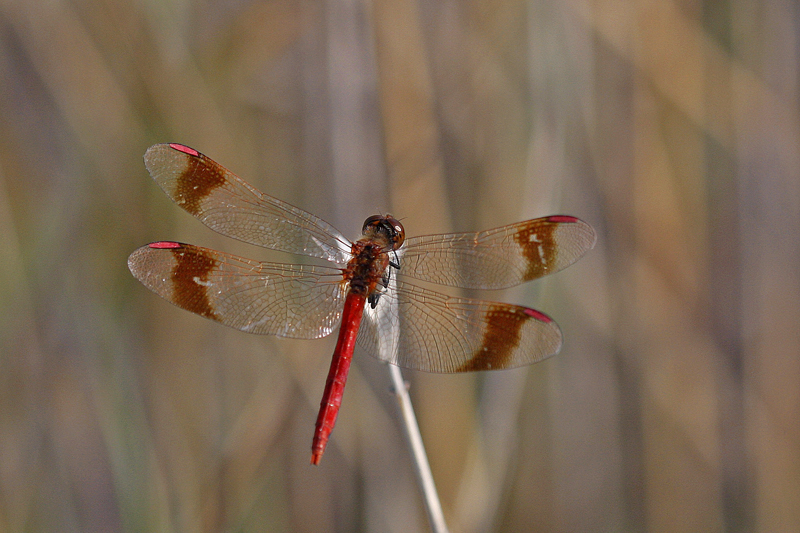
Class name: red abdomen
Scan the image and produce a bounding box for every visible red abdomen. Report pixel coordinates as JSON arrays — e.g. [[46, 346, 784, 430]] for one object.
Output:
[[310, 291, 367, 464]]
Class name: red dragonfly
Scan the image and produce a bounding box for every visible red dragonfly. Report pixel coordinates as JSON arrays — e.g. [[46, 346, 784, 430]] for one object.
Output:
[[128, 143, 596, 465]]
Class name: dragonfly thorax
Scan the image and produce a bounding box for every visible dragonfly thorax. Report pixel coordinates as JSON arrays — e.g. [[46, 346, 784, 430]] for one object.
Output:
[[343, 240, 391, 298]]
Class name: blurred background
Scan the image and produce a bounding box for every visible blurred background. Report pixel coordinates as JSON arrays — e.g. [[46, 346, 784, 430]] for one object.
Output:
[[1, 0, 798, 531]]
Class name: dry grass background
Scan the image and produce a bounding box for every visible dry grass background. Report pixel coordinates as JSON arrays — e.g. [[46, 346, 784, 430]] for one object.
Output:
[[1, 0, 798, 531]]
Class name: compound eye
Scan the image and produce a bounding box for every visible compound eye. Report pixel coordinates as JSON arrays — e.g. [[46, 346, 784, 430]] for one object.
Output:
[[362, 215, 384, 235], [385, 216, 405, 250]]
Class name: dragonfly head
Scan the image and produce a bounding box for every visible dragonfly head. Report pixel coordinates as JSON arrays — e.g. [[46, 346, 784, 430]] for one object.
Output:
[[362, 215, 405, 250]]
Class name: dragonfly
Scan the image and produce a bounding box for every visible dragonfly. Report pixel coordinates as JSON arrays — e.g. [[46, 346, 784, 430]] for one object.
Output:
[[128, 143, 596, 465]]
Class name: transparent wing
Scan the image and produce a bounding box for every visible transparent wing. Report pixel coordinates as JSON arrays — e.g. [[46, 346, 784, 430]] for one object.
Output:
[[144, 143, 352, 265], [128, 242, 346, 338], [398, 215, 596, 289], [357, 279, 562, 373]]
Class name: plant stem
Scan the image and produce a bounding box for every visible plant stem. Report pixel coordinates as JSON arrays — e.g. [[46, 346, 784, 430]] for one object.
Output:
[[388, 364, 449, 533]]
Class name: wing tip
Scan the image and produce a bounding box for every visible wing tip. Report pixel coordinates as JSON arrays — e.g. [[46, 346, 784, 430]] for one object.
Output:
[[549, 215, 598, 250], [148, 241, 183, 249], [167, 143, 200, 157], [143, 143, 201, 168], [520, 305, 563, 364], [127, 242, 184, 279], [523, 307, 553, 323]]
